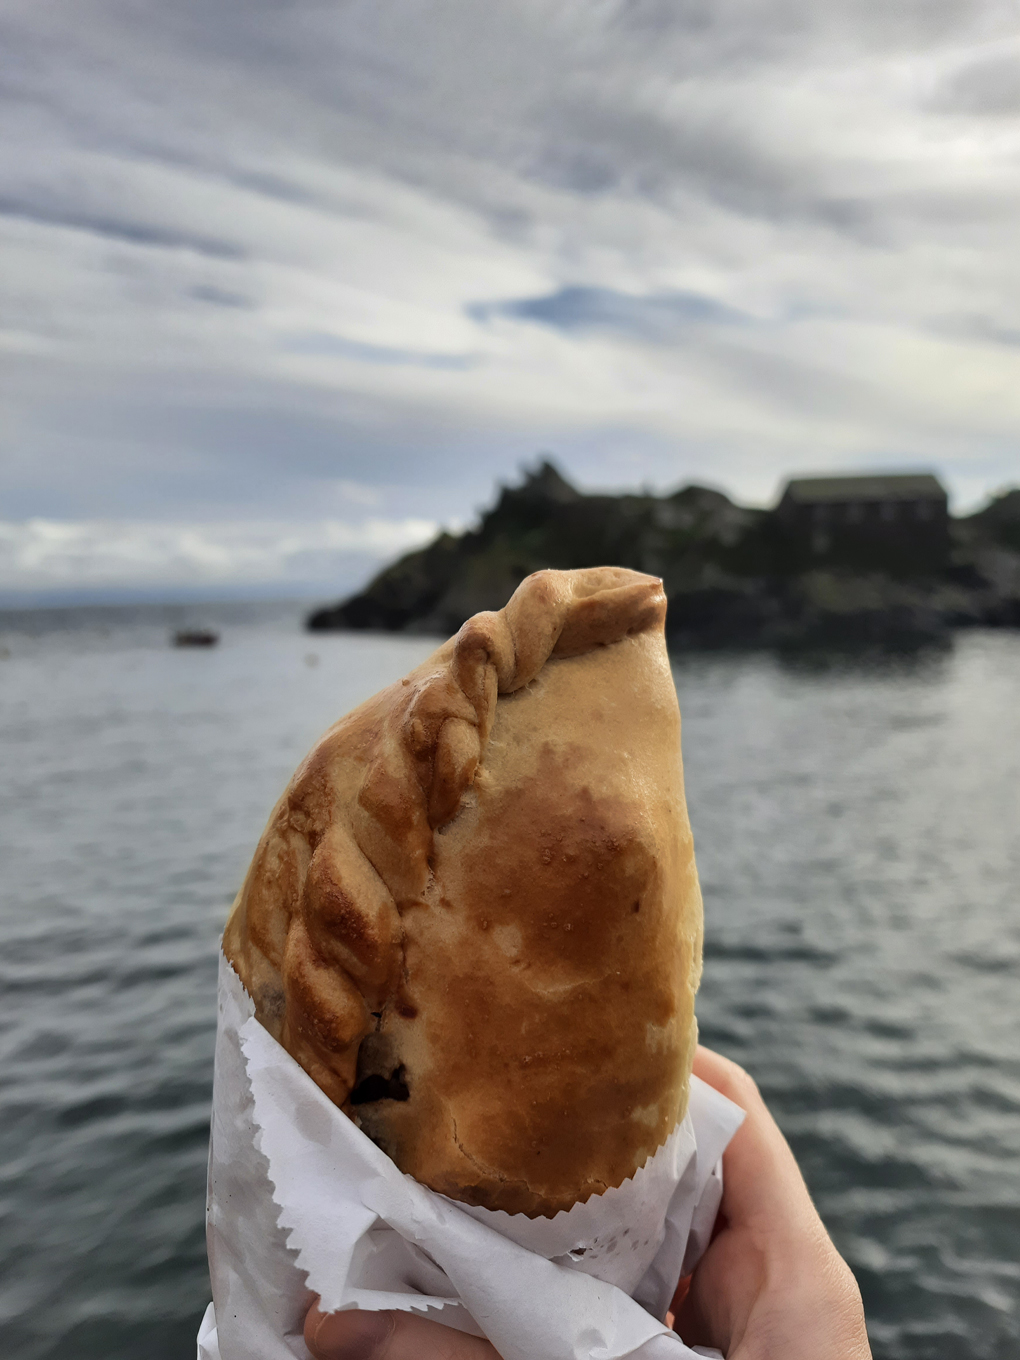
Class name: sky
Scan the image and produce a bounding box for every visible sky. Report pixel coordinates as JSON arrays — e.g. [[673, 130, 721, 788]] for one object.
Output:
[[3, 0, 1020, 602]]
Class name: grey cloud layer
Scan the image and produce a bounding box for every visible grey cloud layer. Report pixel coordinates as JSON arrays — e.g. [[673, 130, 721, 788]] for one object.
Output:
[[2, 0, 1019, 595]]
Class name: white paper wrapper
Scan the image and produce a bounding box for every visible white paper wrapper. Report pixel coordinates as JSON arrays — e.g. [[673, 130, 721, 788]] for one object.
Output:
[[199, 952, 744, 1360]]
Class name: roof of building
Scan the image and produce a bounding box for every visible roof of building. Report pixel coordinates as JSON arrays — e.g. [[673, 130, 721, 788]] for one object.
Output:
[[781, 473, 946, 504]]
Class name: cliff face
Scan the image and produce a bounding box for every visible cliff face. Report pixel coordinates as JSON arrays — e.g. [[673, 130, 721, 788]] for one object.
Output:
[[307, 462, 1020, 647]]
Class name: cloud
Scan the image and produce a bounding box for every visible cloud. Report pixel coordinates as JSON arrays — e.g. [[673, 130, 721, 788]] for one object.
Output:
[[190, 284, 254, 308], [0, 517, 437, 594], [279, 333, 477, 369], [930, 41, 1020, 115], [0, 195, 245, 259]]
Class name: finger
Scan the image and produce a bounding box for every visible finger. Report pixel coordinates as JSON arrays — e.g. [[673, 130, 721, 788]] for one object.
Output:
[[305, 1303, 502, 1360], [691, 1045, 824, 1238], [692, 1044, 766, 1112]]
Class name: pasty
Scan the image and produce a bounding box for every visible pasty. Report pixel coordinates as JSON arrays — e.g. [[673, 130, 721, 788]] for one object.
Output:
[[223, 567, 703, 1216]]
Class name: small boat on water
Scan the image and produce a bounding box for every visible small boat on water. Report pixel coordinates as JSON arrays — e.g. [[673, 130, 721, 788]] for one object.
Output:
[[173, 629, 219, 648]]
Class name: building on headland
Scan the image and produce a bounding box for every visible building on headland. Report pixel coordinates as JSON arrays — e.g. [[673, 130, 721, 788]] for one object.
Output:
[[777, 473, 950, 573]]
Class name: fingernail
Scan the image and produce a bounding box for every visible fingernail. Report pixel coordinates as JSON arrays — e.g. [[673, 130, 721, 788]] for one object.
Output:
[[313, 1309, 394, 1360]]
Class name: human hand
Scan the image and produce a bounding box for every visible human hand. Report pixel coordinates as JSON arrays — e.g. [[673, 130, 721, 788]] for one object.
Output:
[[304, 1303, 499, 1359], [670, 1045, 871, 1360], [304, 1044, 871, 1360]]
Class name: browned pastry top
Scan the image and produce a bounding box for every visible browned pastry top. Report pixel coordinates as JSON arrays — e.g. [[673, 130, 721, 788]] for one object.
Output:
[[224, 567, 703, 1216]]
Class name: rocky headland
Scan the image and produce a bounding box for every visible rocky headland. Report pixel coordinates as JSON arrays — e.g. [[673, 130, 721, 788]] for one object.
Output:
[[307, 461, 1020, 649]]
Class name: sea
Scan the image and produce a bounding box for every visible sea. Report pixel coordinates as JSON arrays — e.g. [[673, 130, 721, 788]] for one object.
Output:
[[0, 600, 1017, 1360]]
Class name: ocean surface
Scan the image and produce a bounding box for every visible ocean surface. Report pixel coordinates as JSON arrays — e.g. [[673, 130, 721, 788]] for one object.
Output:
[[0, 601, 1017, 1360]]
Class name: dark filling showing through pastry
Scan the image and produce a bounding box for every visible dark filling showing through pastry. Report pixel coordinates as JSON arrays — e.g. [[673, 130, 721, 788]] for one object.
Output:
[[349, 1065, 410, 1105]]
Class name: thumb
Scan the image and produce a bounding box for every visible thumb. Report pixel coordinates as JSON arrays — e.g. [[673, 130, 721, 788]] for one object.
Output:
[[691, 1045, 820, 1235], [305, 1303, 502, 1360]]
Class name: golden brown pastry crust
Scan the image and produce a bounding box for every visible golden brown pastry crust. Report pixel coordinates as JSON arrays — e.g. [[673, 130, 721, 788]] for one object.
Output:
[[224, 567, 702, 1217]]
